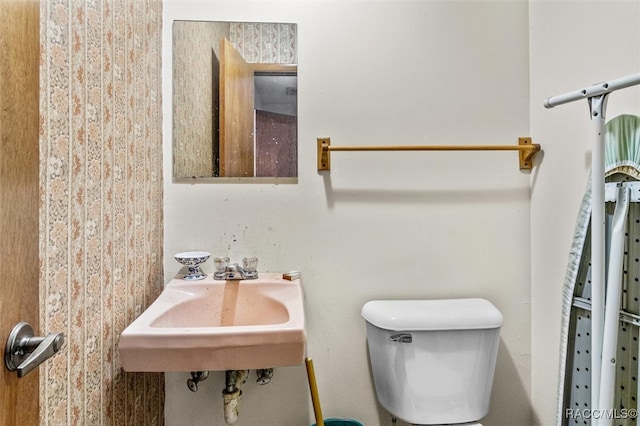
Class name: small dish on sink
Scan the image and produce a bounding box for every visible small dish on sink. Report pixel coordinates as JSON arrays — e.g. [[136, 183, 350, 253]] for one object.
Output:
[[174, 251, 210, 280]]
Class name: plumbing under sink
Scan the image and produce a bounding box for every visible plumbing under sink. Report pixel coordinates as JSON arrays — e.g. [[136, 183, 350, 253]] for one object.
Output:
[[118, 273, 306, 372]]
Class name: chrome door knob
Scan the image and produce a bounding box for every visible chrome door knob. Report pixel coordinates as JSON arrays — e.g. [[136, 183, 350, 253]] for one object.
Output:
[[4, 322, 65, 378]]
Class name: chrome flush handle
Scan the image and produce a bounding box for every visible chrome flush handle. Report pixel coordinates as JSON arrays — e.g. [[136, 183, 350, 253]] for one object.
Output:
[[389, 333, 412, 343], [5, 322, 65, 378]]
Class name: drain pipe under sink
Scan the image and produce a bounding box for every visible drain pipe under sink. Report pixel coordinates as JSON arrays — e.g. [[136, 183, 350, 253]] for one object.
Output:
[[221, 369, 275, 424], [223, 370, 249, 425]]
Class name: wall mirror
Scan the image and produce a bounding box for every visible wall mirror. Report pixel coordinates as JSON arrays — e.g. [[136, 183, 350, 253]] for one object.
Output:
[[173, 21, 298, 181]]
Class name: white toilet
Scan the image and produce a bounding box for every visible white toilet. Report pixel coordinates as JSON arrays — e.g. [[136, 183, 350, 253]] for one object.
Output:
[[361, 298, 503, 426]]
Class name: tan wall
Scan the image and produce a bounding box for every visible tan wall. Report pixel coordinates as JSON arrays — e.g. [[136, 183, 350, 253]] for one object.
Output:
[[163, 2, 532, 425], [39, 1, 164, 424]]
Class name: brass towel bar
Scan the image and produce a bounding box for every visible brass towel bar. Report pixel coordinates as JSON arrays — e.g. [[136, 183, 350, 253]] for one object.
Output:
[[316, 137, 540, 171]]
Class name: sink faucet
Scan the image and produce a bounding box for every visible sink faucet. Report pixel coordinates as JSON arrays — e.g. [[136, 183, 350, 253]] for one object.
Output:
[[213, 257, 258, 280]]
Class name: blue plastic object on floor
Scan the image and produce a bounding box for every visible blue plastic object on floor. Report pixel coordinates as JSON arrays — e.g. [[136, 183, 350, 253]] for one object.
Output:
[[312, 419, 363, 426]]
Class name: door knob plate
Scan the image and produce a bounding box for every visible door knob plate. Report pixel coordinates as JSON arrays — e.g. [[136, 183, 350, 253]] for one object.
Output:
[[5, 322, 34, 371]]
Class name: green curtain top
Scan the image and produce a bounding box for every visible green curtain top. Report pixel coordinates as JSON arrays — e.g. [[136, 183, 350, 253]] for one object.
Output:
[[606, 114, 640, 179]]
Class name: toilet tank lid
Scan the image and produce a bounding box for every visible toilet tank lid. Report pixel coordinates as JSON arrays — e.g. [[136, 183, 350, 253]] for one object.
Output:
[[361, 298, 503, 331]]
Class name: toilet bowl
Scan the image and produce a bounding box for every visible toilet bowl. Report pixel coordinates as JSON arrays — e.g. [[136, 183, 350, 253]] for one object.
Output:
[[362, 298, 503, 426]]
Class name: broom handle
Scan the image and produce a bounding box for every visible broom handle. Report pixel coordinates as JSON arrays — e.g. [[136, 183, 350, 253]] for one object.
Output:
[[305, 357, 325, 426]]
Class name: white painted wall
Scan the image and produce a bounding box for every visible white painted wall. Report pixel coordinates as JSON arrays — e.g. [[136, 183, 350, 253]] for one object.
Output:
[[163, 1, 531, 425], [529, 1, 640, 425]]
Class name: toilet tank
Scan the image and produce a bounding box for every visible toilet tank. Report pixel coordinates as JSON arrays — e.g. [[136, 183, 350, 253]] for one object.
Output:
[[361, 298, 503, 425]]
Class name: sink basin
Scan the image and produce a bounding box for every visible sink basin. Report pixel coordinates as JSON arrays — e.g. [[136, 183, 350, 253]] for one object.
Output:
[[118, 273, 306, 372]]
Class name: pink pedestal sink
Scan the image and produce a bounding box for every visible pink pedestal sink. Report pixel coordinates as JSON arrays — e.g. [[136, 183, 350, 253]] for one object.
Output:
[[118, 273, 306, 372]]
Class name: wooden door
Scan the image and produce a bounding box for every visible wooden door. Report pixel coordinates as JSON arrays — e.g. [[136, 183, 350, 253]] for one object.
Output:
[[0, 0, 41, 424], [219, 38, 255, 177]]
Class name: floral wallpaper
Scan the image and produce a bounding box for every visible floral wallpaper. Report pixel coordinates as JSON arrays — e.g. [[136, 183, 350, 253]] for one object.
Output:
[[230, 22, 297, 64], [39, 0, 164, 424]]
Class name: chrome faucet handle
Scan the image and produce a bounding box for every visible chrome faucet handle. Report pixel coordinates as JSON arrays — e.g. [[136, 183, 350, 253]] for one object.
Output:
[[242, 257, 258, 273], [213, 257, 230, 280], [212, 257, 259, 280], [214, 256, 230, 272]]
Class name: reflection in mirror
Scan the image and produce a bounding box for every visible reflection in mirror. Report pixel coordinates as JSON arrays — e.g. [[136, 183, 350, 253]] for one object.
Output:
[[173, 21, 297, 180]]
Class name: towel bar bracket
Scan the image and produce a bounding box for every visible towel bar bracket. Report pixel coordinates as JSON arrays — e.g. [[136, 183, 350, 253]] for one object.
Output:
[[518, 137, 538, 170], [316, 137, 540, 172], [317, 137, 331, 171]]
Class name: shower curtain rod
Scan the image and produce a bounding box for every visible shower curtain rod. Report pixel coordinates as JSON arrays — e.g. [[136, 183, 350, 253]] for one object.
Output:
[[545, 70, 640, 426], [316, 137, 540, 171]]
